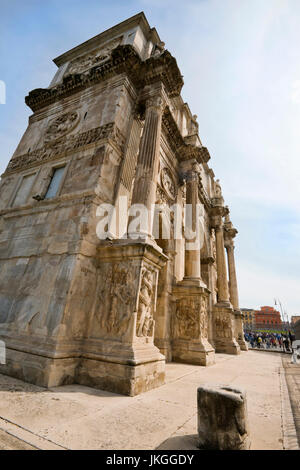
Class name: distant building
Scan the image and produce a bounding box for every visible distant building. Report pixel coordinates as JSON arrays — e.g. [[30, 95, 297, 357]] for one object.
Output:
[[291, 315, 300, 325], [294, 319, 300, 340], [254, 306, 282, 331], [241, 308, 256, 330]]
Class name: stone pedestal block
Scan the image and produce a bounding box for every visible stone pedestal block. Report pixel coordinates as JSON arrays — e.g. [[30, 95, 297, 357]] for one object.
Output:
[[88, 239, 168, 395], [234, 311, 248, 351], [172, 281, 215, 366], [197, 384, 250, 450], [213, 304, 240, 355]]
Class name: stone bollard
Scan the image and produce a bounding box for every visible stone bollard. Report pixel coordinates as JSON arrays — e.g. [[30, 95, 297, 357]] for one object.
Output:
[[197, 384, 250, 450]]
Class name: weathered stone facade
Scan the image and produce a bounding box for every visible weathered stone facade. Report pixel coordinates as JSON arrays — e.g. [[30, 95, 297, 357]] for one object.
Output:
[[0, 13, 246, 395]]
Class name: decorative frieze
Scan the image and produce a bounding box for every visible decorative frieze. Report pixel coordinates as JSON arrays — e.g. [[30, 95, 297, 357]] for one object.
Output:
[[68, 36, 123, 75], [5, 122, 125, 174]]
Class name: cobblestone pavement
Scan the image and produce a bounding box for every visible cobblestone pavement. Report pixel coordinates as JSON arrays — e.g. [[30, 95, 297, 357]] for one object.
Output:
[[282, 355, 300, 447]]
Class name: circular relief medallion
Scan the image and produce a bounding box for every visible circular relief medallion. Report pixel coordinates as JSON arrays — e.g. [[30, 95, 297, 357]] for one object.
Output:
[[161, 167, 176, 200], [44, 111, 80, 144]]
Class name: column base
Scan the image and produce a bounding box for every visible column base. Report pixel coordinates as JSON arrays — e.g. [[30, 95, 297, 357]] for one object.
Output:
[[154, 338, 172, 362], [238, 341, 248, 351], [172, 338, 215, 366], [215, 300, 232, 308], [179, 277, 208, 289], [213, 338, 240, 355], [172, 282, 215, 366]]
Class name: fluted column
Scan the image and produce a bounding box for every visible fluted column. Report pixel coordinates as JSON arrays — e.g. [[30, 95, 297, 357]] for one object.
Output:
[[211, 194, 240, 355], [224, 214, 248, 351], [224, 239, 239, 310], [184, 166, 201, 279], [172, 161, 214, 366], [128, 93, 165, 239], [215, 223, 230, 304]]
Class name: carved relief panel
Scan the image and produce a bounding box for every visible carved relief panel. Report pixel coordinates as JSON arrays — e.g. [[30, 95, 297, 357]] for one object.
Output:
[[214, 312, 233, 339], [174, 297, 200, 340], [68, 36, 123, 75], [94, 259, 160, 341], [95, 261, 139, 338], [156, 163, 177, 206], [173, 295, 209, 341], [136, 266, 158, 338]]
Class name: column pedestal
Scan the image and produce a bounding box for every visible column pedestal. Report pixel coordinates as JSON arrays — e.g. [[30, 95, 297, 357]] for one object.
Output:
[[172, 281, 215, 366], [77, 240, 168, 396], [213, 303, 240, 355], [234, 310, 248, 351]]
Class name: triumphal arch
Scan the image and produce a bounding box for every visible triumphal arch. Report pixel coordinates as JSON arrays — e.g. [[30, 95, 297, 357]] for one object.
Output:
[[0, 13, 247, 395]]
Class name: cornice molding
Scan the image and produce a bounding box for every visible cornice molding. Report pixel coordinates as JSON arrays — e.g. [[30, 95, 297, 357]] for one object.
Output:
[[162, 107, 210, 165], [26, 45, 184, 113]]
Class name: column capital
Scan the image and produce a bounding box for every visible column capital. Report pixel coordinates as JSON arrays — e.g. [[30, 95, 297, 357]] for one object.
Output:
[[180, 161, 201, 187], [140, 82, 167, 113], [146, 94, 166, 112], [210, 205, 225, 230], [223, 206, 238, 239], [224, 224, 238, 243], [224, 236, 235, 250]]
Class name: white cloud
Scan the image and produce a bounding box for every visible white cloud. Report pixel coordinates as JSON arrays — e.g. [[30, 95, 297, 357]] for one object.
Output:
[[238, 260, 300, 318], [291, 80, 300, 104]]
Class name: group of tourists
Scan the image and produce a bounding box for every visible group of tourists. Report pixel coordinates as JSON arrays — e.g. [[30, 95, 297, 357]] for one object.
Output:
[[244, 330, 296, 352]]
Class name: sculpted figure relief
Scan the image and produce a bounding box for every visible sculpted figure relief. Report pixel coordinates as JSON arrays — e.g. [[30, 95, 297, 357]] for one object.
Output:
[[215, 313, 232, 339], [98, 263, 136, 336], [151, 41, 165, 57], [161, 167, 176, 200], [7, 122, 125, 174], [211, 229, 217, 260], [136, 267, 155, 337], [214, 179, 222, 197], [189, 114, 199, 135], [174, 298, 200, 339], [199, 296, 208, 338]]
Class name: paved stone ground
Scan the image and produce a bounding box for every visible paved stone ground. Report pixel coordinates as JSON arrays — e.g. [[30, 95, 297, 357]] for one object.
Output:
[[0, 350, 296, 450], [281, 355, 300, 448], [248, 344, 290, 353], [0, 429, 36, 450]]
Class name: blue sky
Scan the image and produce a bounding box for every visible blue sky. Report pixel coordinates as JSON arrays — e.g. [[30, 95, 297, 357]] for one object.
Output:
[[0, 0, 299, 317]]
